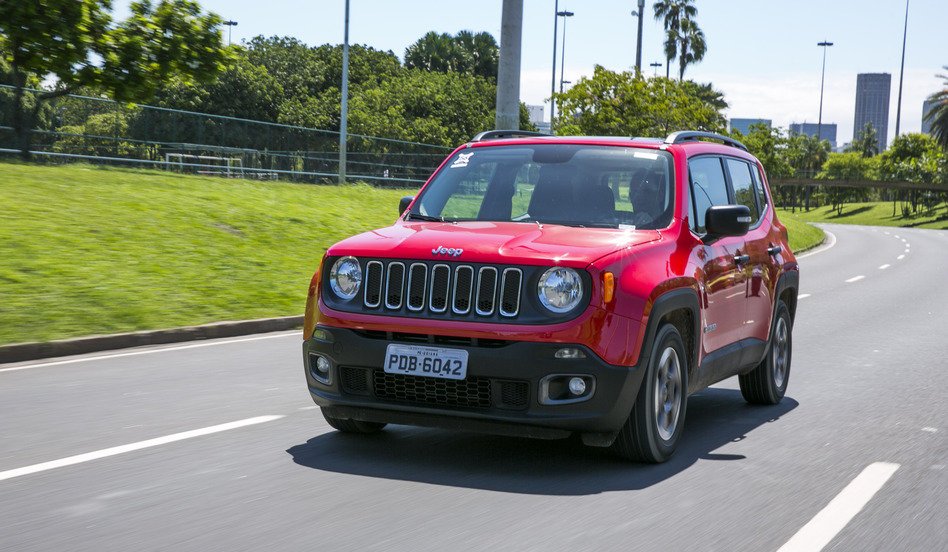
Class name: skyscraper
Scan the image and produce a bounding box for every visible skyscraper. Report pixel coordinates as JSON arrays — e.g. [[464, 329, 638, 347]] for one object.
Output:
[[921, 99, 937, 135], [853, 73, 891, 152], [789, 122, 838, 150], [729, 118, 772, 135]]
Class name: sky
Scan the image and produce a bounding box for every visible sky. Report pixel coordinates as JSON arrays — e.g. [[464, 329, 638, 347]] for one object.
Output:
[[117, 0, 946, 146]]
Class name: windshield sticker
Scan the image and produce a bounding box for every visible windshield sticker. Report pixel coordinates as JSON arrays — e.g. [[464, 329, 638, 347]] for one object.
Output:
[[450, 153, 474, 168], [633, 152, 659, 160]]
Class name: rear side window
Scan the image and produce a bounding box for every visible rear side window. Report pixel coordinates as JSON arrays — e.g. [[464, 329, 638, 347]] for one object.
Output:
[[688, 157, 730, 234], [725, 159, 760, 223], [753, 165, 769, 208]]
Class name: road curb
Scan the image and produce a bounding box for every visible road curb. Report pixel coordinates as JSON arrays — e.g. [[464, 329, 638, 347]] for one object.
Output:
[[0, 315, 303, 364]]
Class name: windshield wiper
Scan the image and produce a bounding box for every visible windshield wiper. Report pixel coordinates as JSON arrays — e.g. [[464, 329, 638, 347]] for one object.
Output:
[[405, 213, 445, 222]]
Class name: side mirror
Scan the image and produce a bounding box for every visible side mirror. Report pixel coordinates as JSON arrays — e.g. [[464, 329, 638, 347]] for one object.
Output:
[[705, 205, 751, 240], [399, 196, 414, 216]]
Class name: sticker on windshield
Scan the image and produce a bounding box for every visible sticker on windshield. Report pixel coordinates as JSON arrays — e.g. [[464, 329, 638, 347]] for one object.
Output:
[[450, 153, 474, 168], [633, 152, 659, 160]]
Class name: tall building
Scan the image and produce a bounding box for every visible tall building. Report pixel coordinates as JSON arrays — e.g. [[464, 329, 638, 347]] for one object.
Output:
[[729, 118, 772, 135], [921, 99, 938, 135], [789, 122, 838, 150], [853, 73, 891, 152], [525, 104, 550, 134]]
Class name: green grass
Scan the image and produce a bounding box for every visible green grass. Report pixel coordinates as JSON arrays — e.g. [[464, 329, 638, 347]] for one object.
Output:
[[779, 211, 825, 253], [778, 201, 948, 230], [0, 162, 413, 344]]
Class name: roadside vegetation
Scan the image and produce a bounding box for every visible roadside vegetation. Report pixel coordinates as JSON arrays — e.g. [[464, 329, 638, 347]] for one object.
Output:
[[779, 212, 825, 252], [778, 202, 948, 230], [0, 162, 411, 344]]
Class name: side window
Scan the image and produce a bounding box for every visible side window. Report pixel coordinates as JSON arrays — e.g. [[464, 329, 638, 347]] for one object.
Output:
[[725, 159, 760, 223], [688, 157, 730, 234], [753, 165, 769, 209]]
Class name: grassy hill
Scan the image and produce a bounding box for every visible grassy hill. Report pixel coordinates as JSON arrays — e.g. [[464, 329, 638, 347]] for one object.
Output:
[[778, 201, 948, 230]]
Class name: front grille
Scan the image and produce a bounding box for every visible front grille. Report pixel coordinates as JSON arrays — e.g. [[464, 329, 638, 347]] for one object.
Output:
[[362, 261, 523, 318], [352, 330, 510, 348], [340, 366, 370, 395], [373, 371, 492, 409], [498, 380, 530, 409]]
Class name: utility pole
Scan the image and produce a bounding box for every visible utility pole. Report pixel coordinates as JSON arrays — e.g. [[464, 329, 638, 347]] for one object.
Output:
[[550, 0, 559, 133], [634, 0, 645, 74], [894, 0, 910, 137], [339, 0, 350, 183], [495, 0, 524, 130]]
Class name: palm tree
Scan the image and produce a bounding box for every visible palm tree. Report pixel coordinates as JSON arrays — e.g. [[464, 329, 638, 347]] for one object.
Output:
[[676, 17, 706, 80], [653, 0, 696, 79], [925, 66, 948, 149], [847, 122, 879, 157]]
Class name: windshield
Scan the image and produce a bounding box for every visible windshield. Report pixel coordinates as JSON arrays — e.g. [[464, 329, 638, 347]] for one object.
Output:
[[411, 144, 674, 229]]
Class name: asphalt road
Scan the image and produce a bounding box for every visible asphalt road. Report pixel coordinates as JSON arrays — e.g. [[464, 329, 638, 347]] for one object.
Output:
[[1, 224, 945, 552]]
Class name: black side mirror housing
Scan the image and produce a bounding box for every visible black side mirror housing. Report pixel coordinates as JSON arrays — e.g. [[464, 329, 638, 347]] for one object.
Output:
[[704, 205, 751, 241], [399, 196, 414, 216]]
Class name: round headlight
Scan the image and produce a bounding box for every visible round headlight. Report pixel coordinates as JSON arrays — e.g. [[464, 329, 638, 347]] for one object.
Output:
[[537, 267, 583, 313], [329, 256, 362, 300]]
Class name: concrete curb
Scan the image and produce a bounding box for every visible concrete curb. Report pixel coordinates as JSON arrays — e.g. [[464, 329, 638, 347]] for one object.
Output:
[[0, 315, 303, 364]]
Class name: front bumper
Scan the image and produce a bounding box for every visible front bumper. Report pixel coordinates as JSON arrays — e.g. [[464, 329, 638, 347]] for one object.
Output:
[[303, 326, 645, 440]]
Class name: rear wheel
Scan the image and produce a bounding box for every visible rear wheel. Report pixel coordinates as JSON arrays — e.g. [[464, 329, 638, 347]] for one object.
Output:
[[321, 409, 387, 434], [739, 300, 792, 405], [612, 324, 688, 463]]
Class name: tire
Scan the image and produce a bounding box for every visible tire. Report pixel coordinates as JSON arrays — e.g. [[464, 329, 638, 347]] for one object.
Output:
[[612, 324, 688, 463], [739, 300, 792, 405], [321, 409, 387, 434]]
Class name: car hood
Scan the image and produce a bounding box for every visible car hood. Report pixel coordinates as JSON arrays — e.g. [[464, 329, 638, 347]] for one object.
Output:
[[326, 221, 661, 268]]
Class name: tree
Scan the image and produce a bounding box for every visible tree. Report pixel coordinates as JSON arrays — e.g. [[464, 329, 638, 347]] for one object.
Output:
[[551, 66, 726, 137], [925, 67, 948, 149], [653, 0, 698, 79], [676, 17, 706, 80], [848, 122, 879, 158], [785, 133, 830, 210], [0, 0, 230, 159], [404, 31, 498, 80], [818, 152, 878, 215]]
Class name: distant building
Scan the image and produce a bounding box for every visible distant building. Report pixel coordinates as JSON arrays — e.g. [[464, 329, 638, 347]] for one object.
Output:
[[921, 99, 938, 135], [789, 122, 838, 150], [729, 118, 772, 135], [526, 104, 544, 125], [853, 73, 891, 152]]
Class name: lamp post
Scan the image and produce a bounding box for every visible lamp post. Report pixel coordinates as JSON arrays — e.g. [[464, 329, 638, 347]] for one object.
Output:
[[223, 20, 238, 46], [557, 11, 574, 98], [816, 40, 833, 145], [894, 0, 910, 137], [339, 0, 350, 183], [550, 0, 559, 133], [632, 0, 645, 74], [649, 61, 662, 77]]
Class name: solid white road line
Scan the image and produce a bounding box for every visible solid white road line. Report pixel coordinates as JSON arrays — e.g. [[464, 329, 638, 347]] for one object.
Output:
[[845, 275, 865, 283], [796, 228, 837, 260], [0, 415, 284, 482], [0, 331, 299, 373], [878, 264, 890, 270], [798, 294, 812, 300], [777, 462, 899, 552]]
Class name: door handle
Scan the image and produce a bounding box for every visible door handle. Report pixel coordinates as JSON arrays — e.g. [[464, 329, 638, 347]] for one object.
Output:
[[767, 245, 782, 256], [734, 254, 750, 265]]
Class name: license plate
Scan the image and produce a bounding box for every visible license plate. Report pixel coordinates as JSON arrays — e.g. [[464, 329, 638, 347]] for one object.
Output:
[[383, 344, 469, 380]]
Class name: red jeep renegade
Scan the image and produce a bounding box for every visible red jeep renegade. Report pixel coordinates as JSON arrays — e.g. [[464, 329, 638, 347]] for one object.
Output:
[[302, 130, 798, 462]]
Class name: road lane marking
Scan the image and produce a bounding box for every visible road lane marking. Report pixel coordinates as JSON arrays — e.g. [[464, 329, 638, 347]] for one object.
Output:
[[798, 294, 812, 300], [845, 275, 865, 283], [777, 462, 900, 552], [921, 427, 937, 433], [897, 255, 905, 260], [796, 228, 837, 259], [895, 235, 900, 239], [904, 249, 910, 253], [0, 415, 284, 482], [0, 331, 299, 373], [878, 264, 890, 270]]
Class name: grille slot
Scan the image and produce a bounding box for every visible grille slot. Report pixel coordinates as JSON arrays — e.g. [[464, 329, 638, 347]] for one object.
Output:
[[498, 380, 529, 409], [406, 263, 428, 311], [429, 264, 451, 313], [340, 366, 370, 395], [385, 262, 405, 309], [499, 268, 523, 317], [453, 265, 474, 314], [364, 261, 383, 308], [373, 372, 492, 409], [475, 267, 498, 315]]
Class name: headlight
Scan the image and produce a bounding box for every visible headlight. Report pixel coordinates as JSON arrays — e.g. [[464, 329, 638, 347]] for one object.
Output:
[[537, 267, 583, 313], [329, 256, 362, 300]]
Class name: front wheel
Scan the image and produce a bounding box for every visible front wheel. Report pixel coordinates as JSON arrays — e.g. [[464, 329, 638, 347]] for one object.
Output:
[[321, 409, 387, 434], [612, 324, 688, 463], [739, 300, 792, 405]]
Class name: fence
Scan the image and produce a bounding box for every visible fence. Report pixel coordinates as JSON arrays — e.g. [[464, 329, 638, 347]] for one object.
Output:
[[0, 85, 452, 186]]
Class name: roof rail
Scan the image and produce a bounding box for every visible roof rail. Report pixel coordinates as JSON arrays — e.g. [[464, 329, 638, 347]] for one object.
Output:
[[664, 131, 748, 151], [471, 130, 548, 142]]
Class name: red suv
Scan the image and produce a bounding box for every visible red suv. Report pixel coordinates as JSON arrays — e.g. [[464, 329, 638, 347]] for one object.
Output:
[[302, 130, 798, 462]]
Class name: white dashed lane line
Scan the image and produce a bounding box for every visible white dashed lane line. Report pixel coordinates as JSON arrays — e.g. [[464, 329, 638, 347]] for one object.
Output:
[[0, 415, 285, 482], [897, 255, 905, 260], [798, 294, 812, 300], [777, 462, 900, 552], [845, 275, 865, 283], [878, 264, 890, 270]]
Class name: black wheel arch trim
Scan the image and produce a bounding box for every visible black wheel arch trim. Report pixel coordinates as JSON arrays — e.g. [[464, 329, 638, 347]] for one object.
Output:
[[774, 269, 800, 325], [639, 287, 701, 382]]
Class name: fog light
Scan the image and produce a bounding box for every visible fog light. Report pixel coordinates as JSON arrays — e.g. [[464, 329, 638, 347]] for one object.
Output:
[[555, 347, 586, 359], [309, 353, 332, 385], [316, 356, 331, 374], [568, 377, 587, 396]]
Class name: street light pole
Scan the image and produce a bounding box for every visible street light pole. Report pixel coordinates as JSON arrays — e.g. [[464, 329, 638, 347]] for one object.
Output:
[[550, 0, 559, 133], [223, 20, 238, 46], [650, 61, 662, 76], [816, 40, 833, 146], [894, 0, 910, 137], [558, 11, 574, 97], [634, 0, 645, 74], [339, 0, 350, 183]]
